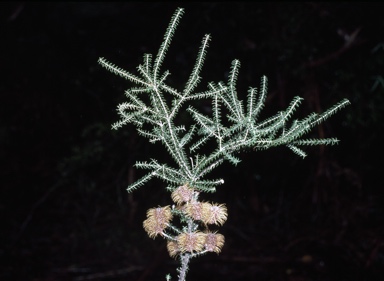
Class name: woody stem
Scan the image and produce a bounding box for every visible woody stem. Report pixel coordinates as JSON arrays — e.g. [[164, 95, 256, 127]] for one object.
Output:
[[177, 218, 194, 281], [177, 253, 191, 281]]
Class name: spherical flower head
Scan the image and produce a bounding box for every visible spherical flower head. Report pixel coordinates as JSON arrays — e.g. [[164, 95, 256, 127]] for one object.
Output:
[[171, 184, 195, 204], [177, 232, 206, 253], [204, 232, 225, 254], [143, 206, 173, 238]]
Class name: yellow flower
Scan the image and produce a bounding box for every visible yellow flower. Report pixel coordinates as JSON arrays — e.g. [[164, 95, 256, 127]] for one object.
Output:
[[143, 206, 173, 238], [204, 232, 225, 254]]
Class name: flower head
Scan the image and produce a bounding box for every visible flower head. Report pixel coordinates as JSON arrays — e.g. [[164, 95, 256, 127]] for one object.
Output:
[[204, 232, 225, 254], [185, 202, 227, 225], [143, 206, 173, 238], [185, 202, 208, 221], [171, 184, 195, 204], [167, 240, 180, 258], [202, 203, 228, 225], [177, 232, 206, 253]]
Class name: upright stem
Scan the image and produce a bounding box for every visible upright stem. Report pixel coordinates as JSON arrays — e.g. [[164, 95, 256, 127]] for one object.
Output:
[[178, 253, 191, 281], [177, 217, 195, 281]]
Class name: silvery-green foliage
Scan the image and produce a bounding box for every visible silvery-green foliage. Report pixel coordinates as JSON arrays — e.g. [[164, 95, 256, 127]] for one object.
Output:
[[99, 7, 349, 194], [100, 8, 348, 193]]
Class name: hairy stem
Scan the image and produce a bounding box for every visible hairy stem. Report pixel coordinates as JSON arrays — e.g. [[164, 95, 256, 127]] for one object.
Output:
[[178, 253, 191, 281]]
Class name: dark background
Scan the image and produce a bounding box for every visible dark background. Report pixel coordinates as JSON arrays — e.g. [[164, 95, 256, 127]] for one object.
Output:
[[1, 2, 383, 281]]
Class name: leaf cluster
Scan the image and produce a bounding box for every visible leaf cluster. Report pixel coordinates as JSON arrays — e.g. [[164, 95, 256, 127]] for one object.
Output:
[[99, 7, 349, 194]]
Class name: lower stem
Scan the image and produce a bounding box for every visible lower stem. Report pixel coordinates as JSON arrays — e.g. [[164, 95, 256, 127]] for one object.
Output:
[[177, 218, 194, 281], [178, 253, 191, 281]]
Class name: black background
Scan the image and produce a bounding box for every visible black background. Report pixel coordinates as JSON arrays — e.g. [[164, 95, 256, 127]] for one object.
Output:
[[1, 2, 383, 281]]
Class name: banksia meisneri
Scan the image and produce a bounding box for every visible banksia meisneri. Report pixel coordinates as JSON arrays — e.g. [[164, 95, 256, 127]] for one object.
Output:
[[99, 6, 350, 281]]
